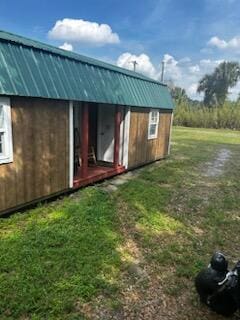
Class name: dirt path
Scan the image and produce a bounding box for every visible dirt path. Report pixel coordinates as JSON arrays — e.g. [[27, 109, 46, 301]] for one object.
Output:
[[203, 148, 232, 177]]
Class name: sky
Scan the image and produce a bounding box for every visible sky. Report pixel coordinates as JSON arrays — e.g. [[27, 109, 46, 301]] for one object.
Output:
[[1, 0, 240, 100]]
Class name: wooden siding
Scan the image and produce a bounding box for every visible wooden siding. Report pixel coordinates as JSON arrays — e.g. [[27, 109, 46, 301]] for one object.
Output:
[[0, 97, 69, 214], [128, 108, 172, 168]]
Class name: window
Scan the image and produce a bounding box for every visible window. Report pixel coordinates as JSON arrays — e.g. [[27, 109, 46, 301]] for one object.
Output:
[[148, 109, 159, 139], [0, 98, 13, 164]]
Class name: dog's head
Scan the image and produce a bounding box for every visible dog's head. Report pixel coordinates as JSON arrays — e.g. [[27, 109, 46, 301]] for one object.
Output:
[[210, 252, 228, 272]]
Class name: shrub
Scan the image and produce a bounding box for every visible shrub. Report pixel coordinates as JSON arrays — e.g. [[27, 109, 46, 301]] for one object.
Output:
[[173, 101, 240, 130]]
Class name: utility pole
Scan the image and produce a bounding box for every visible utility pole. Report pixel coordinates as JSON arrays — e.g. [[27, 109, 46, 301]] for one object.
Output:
[[130, 60, 138, 72], [161, 60, 165, 83]]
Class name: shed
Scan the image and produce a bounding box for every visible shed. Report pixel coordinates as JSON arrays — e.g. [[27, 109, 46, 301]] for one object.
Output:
[[0, 30, 174, 215]]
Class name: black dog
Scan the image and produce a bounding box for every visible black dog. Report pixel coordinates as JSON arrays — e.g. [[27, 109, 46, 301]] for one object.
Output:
[[195, 252, 240, 317]]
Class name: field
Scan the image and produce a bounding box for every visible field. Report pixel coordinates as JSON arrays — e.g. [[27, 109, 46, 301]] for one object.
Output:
[[0, 126, 240, 320]]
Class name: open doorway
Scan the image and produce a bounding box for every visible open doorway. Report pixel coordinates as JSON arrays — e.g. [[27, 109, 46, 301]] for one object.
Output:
[[73, 102, 126, 188]]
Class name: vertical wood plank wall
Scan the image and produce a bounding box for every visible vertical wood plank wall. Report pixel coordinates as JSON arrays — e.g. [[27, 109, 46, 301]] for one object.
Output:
[[0, 97, 69, 214], [128, 107, 172, 168]]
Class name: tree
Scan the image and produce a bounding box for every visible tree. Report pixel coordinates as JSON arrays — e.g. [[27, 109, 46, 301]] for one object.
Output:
[[197, 61, 240, 107], [197, 74, 217, 106], [171, 86, 188, 104]]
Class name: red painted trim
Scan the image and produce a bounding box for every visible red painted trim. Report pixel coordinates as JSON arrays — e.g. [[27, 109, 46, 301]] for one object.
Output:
[[81, 103, 89, 178], [73, 165, 126, 188], [114, 105, 121, 168]]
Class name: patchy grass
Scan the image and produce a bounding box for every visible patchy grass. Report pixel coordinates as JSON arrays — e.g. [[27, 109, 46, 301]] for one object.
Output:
[[0, 126, 240, 319]]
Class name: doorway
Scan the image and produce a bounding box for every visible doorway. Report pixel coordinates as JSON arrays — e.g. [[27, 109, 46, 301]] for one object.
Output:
[[73, 102, 126, 188]]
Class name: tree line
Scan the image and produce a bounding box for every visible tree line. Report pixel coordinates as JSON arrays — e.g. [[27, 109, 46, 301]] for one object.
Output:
[[171, 61, 240, 130]]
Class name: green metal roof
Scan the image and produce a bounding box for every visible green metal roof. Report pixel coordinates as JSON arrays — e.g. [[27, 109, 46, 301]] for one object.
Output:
[[0, 30, 174, 109]]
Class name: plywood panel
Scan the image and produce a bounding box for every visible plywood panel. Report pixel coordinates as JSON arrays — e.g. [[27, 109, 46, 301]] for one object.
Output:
[[128, 108, 172, 168], [0, 97, 69, 214]]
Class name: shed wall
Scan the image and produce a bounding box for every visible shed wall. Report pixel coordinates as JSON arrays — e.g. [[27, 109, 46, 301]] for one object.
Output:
[[128, 107, 172, 168], [0, 97, 69, 214]]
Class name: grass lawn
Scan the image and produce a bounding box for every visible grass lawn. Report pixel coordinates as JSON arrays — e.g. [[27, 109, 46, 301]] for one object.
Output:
[[1, 126, 240, 320]]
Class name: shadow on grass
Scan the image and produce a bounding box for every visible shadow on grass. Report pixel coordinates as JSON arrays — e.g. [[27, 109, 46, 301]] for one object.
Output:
[[0, 188, 123, 319]]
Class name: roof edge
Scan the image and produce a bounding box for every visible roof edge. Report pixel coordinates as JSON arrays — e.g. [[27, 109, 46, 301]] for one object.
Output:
[[0, 29, 167, 87]]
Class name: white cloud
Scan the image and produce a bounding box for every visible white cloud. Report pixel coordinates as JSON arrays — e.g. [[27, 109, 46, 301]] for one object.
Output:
[[116, 52, 156, 78], [188, 83, 199, 96], [49, 18, 120, 46], [179, 57, 191, 64], [208, 36, 227, 49], [189, 65, 200, 74], [116, 52, 230, 100], [208, 35, 240, 51], [59, 42, 73, 51], [228, 80, 240, 100]]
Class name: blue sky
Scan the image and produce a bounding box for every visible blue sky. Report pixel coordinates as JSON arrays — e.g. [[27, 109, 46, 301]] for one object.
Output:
[[1, 0, 240, 99]]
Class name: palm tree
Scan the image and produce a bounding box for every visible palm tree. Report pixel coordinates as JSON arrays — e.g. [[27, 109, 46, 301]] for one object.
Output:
[[171, 86, 188, 104], [197, 74, 217, 106], [197, 61, 240, 107]]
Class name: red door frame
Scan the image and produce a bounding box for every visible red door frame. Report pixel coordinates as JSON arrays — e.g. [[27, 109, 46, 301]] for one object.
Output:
[[73, 104, 126, 188], [81, 103, 121, 177], [81, 102, 89, 178]]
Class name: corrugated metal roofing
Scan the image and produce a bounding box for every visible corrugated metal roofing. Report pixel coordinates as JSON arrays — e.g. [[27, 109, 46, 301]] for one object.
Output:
[[0, 30, 174, 109]]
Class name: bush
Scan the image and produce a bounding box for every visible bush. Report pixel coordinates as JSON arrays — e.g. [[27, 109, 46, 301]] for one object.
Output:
[[173, 101, 240, 130]]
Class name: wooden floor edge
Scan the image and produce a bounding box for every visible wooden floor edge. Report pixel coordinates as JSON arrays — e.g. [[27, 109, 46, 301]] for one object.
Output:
[[73, 166, 126, 188]]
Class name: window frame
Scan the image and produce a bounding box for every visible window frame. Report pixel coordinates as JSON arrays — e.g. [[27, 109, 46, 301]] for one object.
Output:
[[148, 109, 160, 140], [0, 97, 13, 164]]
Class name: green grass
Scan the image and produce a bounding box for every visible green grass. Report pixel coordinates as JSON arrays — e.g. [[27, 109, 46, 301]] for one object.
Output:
[[0, 189, 122, 319], [0, 126, 240, 319]]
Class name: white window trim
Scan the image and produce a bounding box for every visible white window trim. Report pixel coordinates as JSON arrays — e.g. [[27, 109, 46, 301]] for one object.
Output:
[[168, 113, 174, 155], [0, 97, 13, 164], [148, 109, 159, 140], [122, 107, 131, 168]]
